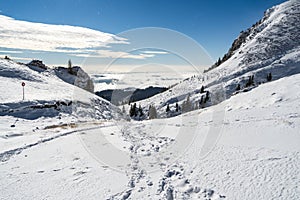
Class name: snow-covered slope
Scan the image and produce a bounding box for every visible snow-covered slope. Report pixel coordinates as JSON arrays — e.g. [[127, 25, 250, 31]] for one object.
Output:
[[1, 70, 299, 200], [26, 60, 95, 93], [54, 66, 94, 93], [0, 58, 123, 121], [208, 0, 300, 92], [134, 0, 300, 118], [117, 73, 300, 200]]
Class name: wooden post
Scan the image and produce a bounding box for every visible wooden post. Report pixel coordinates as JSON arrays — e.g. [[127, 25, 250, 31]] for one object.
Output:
[[22, 82, 25, 100]]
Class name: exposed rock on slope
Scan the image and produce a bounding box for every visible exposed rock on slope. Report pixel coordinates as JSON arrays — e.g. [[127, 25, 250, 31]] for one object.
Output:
[[25, 59, 94, 93], [54, 66, 94, 93]]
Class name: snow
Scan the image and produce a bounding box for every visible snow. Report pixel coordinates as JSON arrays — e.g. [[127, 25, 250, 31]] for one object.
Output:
[[0, 128, 129, 200], [1, 1, 300, 199], [0, 58, 124, 157], [54, 66, 94, 93], [1, 69, 300, 199], [133, 0, 300, 117], [0, 59, 123, 120], [0, 59, 73, 103]]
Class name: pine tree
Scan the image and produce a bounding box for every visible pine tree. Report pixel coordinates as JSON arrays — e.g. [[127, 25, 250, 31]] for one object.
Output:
[[133, 103, 137, 117], [129, 103, 138, 117], [194, 102, 199, 110], [200, 85, 205, 93], [68, 59, 72, 74], [217, 57, 221, 66], [236, 84, 241, 91], [249, 76, 252, 86], [129, 104, 134, 117], [245, 75, 254, 87], [166, 104, 170, 112], [182, 95, 192, 112], [200, 95, 204, 105], [267, 72, 272, 82], [138, 104, 144, 117], [204, 91, 210, 103], [148, 105, 151, 116], [181, 101, 186, 112]]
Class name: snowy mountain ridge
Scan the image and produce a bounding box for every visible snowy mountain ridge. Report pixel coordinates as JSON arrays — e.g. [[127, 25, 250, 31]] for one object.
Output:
[[26, 59, 94, 93], [134, 0, 300, 118], [0, 58, 123, 121]]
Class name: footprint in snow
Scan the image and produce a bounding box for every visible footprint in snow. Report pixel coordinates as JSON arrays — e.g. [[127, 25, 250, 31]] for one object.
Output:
[[73, 171, 87, 176]]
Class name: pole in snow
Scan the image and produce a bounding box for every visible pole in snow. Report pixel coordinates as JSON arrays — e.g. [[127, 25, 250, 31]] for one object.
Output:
[[21, 82, 25, 100]]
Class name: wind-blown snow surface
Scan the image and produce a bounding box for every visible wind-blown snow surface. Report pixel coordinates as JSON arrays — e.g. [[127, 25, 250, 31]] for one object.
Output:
[[1, 70, 300, 199]]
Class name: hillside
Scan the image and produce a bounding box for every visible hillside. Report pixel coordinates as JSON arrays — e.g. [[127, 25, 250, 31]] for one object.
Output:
[[26, 59, 95, 93], [133, 0, 300, 118], [1, 70, 299, 200], [0, 58, 123, 122]]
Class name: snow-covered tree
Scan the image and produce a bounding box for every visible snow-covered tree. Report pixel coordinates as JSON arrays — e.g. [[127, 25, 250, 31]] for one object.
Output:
[[182, 94, 192, 113], [122, 105, 126, 114], [149, 105, 157, 119]]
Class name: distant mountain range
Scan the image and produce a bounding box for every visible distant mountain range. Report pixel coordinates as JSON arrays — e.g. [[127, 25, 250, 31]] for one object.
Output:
[[96, 86, 167, 105]]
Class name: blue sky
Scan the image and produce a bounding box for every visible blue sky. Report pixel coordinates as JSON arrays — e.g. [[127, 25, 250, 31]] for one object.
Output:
[[0, 0, 286, 71]]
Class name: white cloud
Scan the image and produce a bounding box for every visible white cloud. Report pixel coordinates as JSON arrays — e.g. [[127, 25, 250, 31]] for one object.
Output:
[[0, 15, 173, 61], [0, 50, 23, 54], [71, 50, 155, 59], [0, 15, 132, 57], [142, 50, 169, 55]]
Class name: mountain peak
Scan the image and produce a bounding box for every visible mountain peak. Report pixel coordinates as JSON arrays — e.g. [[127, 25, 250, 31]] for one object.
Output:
[[207, 0, 300, 72]]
